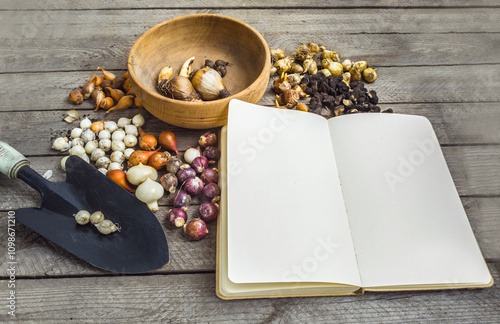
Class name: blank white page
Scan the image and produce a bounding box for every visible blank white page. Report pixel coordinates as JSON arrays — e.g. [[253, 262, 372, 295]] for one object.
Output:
[[226, 100, 361, 286], [328, 113, 491, 288]]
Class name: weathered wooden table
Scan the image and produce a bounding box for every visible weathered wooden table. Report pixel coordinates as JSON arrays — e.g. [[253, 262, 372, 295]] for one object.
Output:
[[1, 1, 499, 322]]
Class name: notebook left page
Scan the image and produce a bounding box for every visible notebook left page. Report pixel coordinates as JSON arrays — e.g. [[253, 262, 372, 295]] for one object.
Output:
[[226, 100, 361, 286]]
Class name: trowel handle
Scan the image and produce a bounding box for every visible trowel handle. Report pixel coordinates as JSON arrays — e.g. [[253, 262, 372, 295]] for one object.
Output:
[[0, 141, 30, 179]]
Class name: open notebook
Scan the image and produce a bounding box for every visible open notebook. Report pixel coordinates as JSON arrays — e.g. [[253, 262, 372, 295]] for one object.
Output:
[[216, 99, 493, 299]]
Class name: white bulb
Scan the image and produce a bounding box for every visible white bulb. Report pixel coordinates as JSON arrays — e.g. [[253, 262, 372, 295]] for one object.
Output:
[[104, 121, 118, 133], [99, 139, 112, 152], [132, 114, 145, 127], [112, 129, 126, 141], [111, 140, 126, 152], [99, 129, 111, 140], [117, 117, 131, 128], [71, 127, 83, 139], [80, 117, 92, 129], [123, 134, 138, 148]]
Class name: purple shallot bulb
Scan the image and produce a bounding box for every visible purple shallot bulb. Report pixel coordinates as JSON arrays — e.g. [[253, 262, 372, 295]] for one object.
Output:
[[203, 183, 221, 201], [177, 164, 196, 184], [184, 177, 204, 196], [184, 218, 208, 240], [173, 190, 191, 211], [198, 202, 219, 223], [167, 208, 188, 227], [200, 168, 218, 184], [202, 146, 220, 164], [191, 156, 208, 173]]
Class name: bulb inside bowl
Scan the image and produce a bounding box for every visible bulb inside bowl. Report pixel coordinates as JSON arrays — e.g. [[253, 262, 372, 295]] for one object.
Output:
[[127, 14, 270, 129]]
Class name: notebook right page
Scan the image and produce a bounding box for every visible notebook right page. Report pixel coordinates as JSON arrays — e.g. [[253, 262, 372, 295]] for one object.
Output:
[[328, 113, 491, 288]]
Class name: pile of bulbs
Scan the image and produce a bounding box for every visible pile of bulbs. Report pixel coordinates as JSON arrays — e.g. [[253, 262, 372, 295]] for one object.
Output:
[[74, 210, 120, 235], [271, 43, 377, 84], [165, 131, 222, 241], [269, 43, 379, 113], [52, 113, 168, 219], [157, 57, 231, 102], [52, 113, 221, 241], [52, 114, 146, 174], [68, 67, 143, 113]]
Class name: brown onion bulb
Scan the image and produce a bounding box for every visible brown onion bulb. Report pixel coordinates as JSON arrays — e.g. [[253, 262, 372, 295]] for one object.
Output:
[[134, 97, 144, 109], [138, 127, 157, 151], [69, 88, 84, 104], [111, 77, 125, 90], [128, 148, 160, 167], [158, 131, 179, 156], [163, 76, 200, 102], [81, 76, 96, 99], [90, 121, 105, 134], [97, 67, 116, 81], [106, 87, 125, 101], [166, 156, 182, 174], [99, 97, 115, 110], [106, 95, 134, 113], [106, 169, 135, 193], [147, 151, 171, 170]]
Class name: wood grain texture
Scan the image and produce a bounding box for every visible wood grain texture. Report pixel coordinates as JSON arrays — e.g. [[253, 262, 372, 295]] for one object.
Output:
[[2, 8, 494, 36], [1, 64, 500, 113], [0, 145, 498, 211], [1, 264, 498, 323], [0, 103, 498, 159], [0, 205, 217, 276], [463, 197, 500, 262], [0, 0, 498, 10], [0, 3, 498, 322], [0, 196, 498, 277], [0, 109, 215, 156], [2, 11, 500, 73]]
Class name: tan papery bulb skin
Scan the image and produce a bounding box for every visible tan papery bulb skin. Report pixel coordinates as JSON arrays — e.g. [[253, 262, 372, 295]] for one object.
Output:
[[164, 75, 201, 102], [190, 67, 230, 101]]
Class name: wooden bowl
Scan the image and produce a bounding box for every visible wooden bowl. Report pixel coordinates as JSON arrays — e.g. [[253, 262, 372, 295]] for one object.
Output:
[[127, 14, 271, 129]]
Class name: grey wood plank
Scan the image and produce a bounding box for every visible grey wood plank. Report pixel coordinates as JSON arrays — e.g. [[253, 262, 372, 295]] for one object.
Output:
[[1, 65, 500, 113], [392, 103, 500, 145], [1, 143, 499, 203], [2, 23, 500, 72], [0, 108, 214, 156], [0, 0, 498, 10], [1, 264, 498, 323], [445, 145, 500, 196], [1, 8, 492, 35], [0, 3, 496, 321], [0, 197, 497, 277], [0, 205, 217, 276], [264, 65, 500, 106], [3, 145, 500, 207], [462, 197, 500, 262], [0, 159, 208, 211], [1, 102, 499, 160]]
